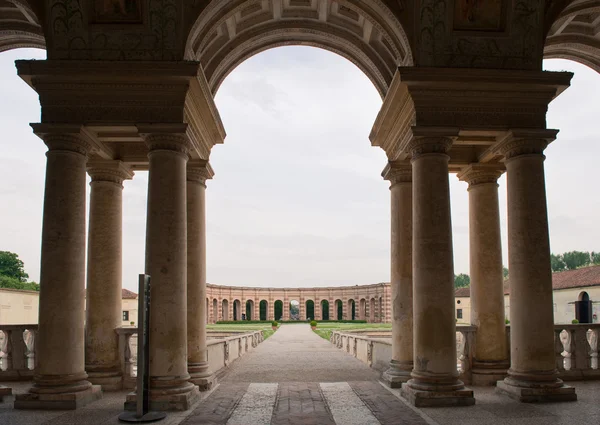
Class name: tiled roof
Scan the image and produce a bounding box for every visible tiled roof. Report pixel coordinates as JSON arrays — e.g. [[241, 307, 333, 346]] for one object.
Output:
[[122, 288, 138, 299], [455, 287, 470, 297], [549, 265, 600, 290]]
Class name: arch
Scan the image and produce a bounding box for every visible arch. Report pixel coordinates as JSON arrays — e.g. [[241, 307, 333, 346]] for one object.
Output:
[[274, 300, 283, 321], [320, 299, 330, 321], [335, 299, 343, 320], [379, 297, 383, 322], [185, 0, 413, 97], [212, 298, 218, 323], [369, 297, 375, 323], [576, 291, 593, 323], [544, 0, 600, 74], [0, 1, 45, 54], [222, 299, 229, 321], [306, 299, 315, 320], [233, 299, 242, 321], [289, 299, 300, 320], [347, 299, 356, 320], [359, 298, 366, 320], [245, 299, 254, 320], [260, 300, 269, 321]]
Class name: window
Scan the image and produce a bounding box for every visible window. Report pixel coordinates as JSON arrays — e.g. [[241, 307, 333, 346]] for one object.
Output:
[[123, 311, 129, 321], [457, 309, 463, 319], [457, 300, 461, 304]]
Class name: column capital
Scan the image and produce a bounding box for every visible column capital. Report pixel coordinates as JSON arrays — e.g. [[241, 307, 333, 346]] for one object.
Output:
[[187, 160, 214, 185], [32, 124, 97, 157], [382, 161, 411, 186], [405, 128, 458, 160], [87, 160, 135, 186], [457, 164, 505, 188], [138, 124, 192, 157], [495, 129, 558, 160]]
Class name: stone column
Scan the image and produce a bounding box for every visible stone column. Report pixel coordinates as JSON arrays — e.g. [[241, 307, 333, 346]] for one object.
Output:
[[401, 135, 474, 407], [85, 161, 134, 391], [186, 160, 215, 391], [457, 164, 509, 386], [495, 131, 576, 402], [15, 128, 101, 410], [329, 300, 334, 321], [382, 161, 413, 388], [125, 131, 199, 411]]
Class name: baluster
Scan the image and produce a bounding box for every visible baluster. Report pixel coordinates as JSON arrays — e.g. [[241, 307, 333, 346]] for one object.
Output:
[[2, 330, 13, 371], [588, 328, 598, 370], [26, 329, 36, 370], [554, 328, 565, 372], [560, 329, 572, 371]]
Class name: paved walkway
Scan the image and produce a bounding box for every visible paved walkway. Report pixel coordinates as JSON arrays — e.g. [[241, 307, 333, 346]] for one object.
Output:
[[1, 324, 600, 424]]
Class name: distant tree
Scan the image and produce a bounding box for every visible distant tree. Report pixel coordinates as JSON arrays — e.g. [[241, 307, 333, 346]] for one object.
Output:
[[502, 266, 509, 279], [454, 273, 470, 288], [0, 251, 29, 282], [0, 275, 39, 291], [561, 251, 591, 270], [550, 253, 566, 272], [591, 252, 600, 265]]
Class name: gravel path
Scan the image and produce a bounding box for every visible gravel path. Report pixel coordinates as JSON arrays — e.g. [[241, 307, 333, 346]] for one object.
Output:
[[221, 323, 380, 382]]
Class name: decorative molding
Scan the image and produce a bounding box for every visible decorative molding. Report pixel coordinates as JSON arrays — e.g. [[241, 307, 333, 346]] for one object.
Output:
[[142, 133, 191, 156], [406, 136, 453, 160], [187, 160, 215, 185], [495, 129, 558, 160], [87, 160, 135, 185], [456, 164, 505, 187], [381, 160, 411, 185]]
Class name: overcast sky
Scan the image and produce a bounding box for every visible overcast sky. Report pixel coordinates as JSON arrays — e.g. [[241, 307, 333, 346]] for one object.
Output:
[[1, 47, 599, 292]]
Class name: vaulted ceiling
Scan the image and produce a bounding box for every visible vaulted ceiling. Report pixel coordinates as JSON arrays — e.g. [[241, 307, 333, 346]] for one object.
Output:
[[0, 0, 44, 52]]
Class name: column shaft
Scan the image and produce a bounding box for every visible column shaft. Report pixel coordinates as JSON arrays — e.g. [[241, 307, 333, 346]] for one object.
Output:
[[16, 131, 101, 410], [401, 135, 474, 407], [382, 162, 413, 387], [496, 133, 576, 402], [187, 162, 215, 391], [459, 165, 508, 385], [85, 161, 133, 391], [128, 133, 198, 411]]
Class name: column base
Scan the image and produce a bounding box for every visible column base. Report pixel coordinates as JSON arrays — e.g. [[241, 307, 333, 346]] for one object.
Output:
[[496, 379, 577, 403], [125, 382, 200, 411], [87, 370, 123, 391], [190, 373, 216, 391], [0, 385, 12, 401], [471, 360, 509, 386], [14, 385, 102, 410], [382, 360, 412, 388], [401, 382, 475, 407]]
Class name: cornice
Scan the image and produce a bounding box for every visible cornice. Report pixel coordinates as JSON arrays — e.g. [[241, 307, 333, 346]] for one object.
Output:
[[381, 160, 411, 185]]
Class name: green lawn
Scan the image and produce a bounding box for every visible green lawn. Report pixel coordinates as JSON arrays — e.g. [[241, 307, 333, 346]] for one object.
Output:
[[207, 322, 277, 339], [310, 322, 391, 341]]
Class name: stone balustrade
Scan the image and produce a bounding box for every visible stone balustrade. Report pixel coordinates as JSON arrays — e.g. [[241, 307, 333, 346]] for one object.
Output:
[[330, 324, 600, 385], [115, 327, 264, 389], [0, 325, 37, 381]]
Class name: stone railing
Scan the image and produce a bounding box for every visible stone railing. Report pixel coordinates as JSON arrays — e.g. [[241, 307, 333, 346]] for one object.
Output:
[[330, 324, 600, 385], [0, 325, 37, 381], [116, 327, 265, 389]]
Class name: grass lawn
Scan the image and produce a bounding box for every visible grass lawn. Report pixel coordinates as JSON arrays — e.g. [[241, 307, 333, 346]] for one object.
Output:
[[311, 322, 391, 341], [207, 322, 277, 339]]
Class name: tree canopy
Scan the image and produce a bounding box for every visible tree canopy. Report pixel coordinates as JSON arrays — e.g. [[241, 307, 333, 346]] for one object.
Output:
[[0, 251, 39, 291], [454, 273, 470, 288], [550, 250, 600, 272]]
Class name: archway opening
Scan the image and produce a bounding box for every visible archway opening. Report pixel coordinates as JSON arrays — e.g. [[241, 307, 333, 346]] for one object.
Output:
[[379, 297, 383, 322], [233, 299, 242, 321], [347, 299, 356, 321], [306, 300, 315, 321], [260, 300, 268, 321], [359, 298, 366, 320], [575, 291, 592, 324], [289, 300, 300, 320], [245, 300, 254, 320], [369, 298, 375, 322], [222, 299, 229, 321], [321, 300, 330, 321], [335, 299, 343, 320], [212, 299, 218, 323], [274, 300, 283, 321]]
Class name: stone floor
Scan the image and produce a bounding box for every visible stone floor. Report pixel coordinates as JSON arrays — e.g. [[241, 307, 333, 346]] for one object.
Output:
[[1, 324, 599, 424]]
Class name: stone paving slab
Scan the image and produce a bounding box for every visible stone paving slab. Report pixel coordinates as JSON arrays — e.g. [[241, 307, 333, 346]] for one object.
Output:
[[271, 382, 335, 425]]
